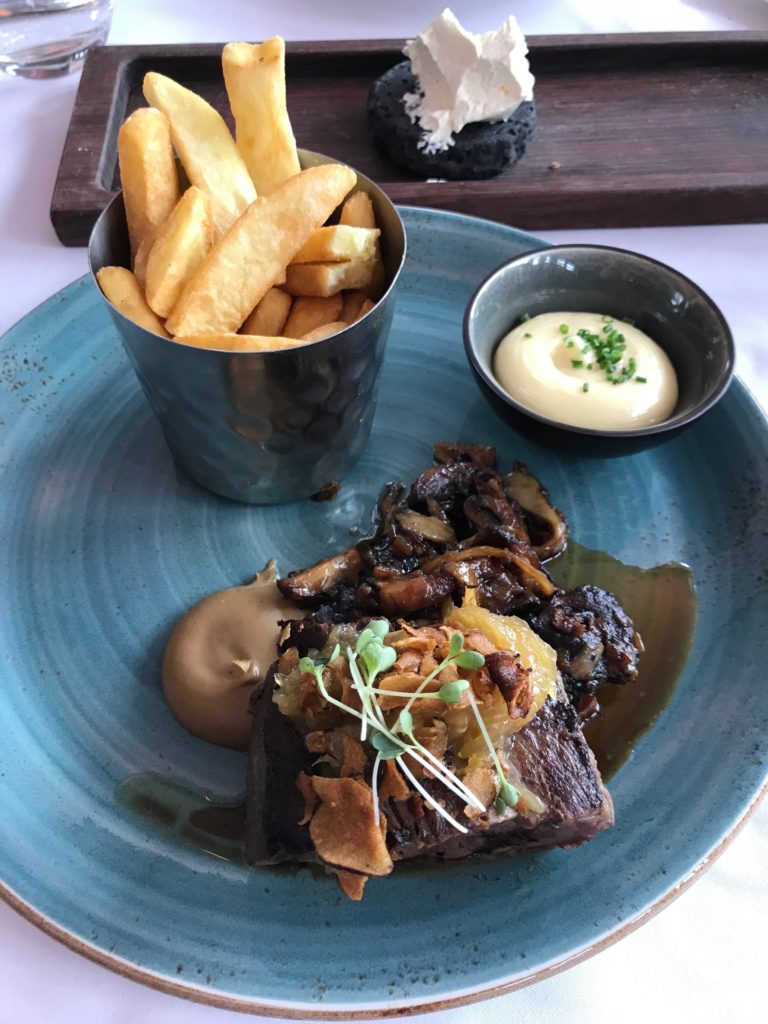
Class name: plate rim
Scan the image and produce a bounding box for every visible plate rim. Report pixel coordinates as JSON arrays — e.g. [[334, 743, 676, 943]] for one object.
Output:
[[2, 778, 766, 1020], [1, 206, 767, 1016]]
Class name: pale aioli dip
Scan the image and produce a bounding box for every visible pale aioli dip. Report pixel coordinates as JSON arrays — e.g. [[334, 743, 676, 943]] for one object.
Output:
[[493, 312, 678, 430]]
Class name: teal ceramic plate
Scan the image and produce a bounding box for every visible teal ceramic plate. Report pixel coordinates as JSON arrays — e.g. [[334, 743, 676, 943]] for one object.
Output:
[[1, 208, 767, 1019]]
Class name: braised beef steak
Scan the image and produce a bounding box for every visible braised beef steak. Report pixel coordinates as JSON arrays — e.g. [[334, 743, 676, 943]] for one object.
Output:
[[246, 677, 613, 868]]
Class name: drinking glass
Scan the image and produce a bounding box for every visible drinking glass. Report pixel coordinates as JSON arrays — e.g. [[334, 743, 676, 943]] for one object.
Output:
[[0, 0, 113, 78]]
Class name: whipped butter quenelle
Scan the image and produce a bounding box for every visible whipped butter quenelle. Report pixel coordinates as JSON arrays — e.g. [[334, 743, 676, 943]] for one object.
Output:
[[493, 313, 678, 431], [367, 8, 537, 180], [402, 8, 535, 153]]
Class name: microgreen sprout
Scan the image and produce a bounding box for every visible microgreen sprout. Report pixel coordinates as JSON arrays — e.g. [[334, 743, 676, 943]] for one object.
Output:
[[299, 627, 519, 835], [467, 692, 520, 814]]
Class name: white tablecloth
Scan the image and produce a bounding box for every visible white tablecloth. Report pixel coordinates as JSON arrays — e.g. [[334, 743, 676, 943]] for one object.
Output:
[[1, 3, 766, 1023]]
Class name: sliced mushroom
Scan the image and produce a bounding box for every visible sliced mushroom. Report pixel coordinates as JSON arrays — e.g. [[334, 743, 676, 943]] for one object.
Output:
[[375, 569, 456, 617], [278, 547, 363, 606], [420, 545, 554, 597], [395, 510, 457, 545], [503, 462, 568, 561], [433, 441, 497, 468]]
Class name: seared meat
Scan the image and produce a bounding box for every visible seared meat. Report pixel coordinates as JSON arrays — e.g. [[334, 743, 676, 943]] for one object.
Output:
[[528, 584, 644, 701], [385, 699, 612, 860], [246, 677, 613, 868], [246, 670, 314, 865], [246, 444, 640, 896]]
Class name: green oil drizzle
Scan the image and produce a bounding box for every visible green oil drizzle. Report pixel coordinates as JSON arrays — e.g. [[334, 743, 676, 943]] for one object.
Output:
[[549, 541, 697, 779]]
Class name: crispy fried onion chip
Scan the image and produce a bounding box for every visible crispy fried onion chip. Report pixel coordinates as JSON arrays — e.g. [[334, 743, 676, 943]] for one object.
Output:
[[308, 776, 393, 877]]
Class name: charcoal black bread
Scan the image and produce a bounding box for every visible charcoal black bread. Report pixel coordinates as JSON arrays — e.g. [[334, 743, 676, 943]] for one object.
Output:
[[367, 61, 536, 180]]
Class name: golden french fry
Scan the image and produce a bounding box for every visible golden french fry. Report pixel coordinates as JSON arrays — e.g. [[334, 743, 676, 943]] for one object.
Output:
[[174, 334, 309, 352], [96, 266, 169, 337], [291, 225, 381, 265], [222, 38, 301, 195], [367, 257, 387, 300], [118, 108, 179, 261], [301, 321, 348, 342], [340, 290, 369, 322], [284, 254, 376, 298], [283, 295, 343, 338], [339, 190, 376, 229], [133, 229, 155, 289], [356, 297, 375, 321], [145, 187, 213, 317], [166, 163, 356, 336], [338, 190, 386, 298], [241, 287, 292, 336], [143, 71, 257, 240]]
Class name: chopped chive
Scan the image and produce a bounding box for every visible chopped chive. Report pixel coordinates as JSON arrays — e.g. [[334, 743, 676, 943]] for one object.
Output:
[[587, 362, 594, 369], [559, 324, 569, 335], [622, 316, 635, 325], [519, 312, 531, 323], [566, 340, 575, 348], [636, 375, 647, 383], [601, 315, 613, 323], [571, 359, 583, 368], [582, 382, 589, 392], [523, 332, 532, 339]]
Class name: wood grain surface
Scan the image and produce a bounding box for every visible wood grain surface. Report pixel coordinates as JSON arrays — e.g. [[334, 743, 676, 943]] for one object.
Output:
[[51, 33, 768, 245]]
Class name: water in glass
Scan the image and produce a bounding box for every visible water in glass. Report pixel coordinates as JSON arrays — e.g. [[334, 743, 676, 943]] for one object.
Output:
[[0, 0, 113, 78]]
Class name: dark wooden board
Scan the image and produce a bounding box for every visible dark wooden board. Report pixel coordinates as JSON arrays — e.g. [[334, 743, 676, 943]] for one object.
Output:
[[51, 33, 768, 245]]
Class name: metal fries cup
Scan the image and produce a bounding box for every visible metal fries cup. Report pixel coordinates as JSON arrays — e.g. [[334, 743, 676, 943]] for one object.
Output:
[[88, 153, 406, 504]]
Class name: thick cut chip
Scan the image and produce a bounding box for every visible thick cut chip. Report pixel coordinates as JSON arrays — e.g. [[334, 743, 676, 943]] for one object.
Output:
[[356, 298, 375, 321], [222, 38, 301, 195], [300, 321, 348, 342], [241, 287, 292, 336], [174, 334, 309, 352], [143, 72, 257, 240], [118, 108, 179, 261], [145, 187, 213, 317], [338, 190, 385, 298], [96, 267, 169, 338], [341, 290, 374, 322], [339, 190, 376, 229], [132, 229, 155, 289], [283, 295, 343, 338], [290, 225, 381, 265], [165, 163, 356, 336], [284, 255, 376, 298]]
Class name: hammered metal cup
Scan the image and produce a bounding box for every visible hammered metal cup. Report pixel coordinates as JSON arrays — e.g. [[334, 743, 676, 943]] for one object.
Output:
[[88, 152, 406, 504]]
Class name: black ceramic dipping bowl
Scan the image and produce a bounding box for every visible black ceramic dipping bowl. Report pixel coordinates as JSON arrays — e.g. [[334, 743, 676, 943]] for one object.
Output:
[[463, 244, 735, 455]]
